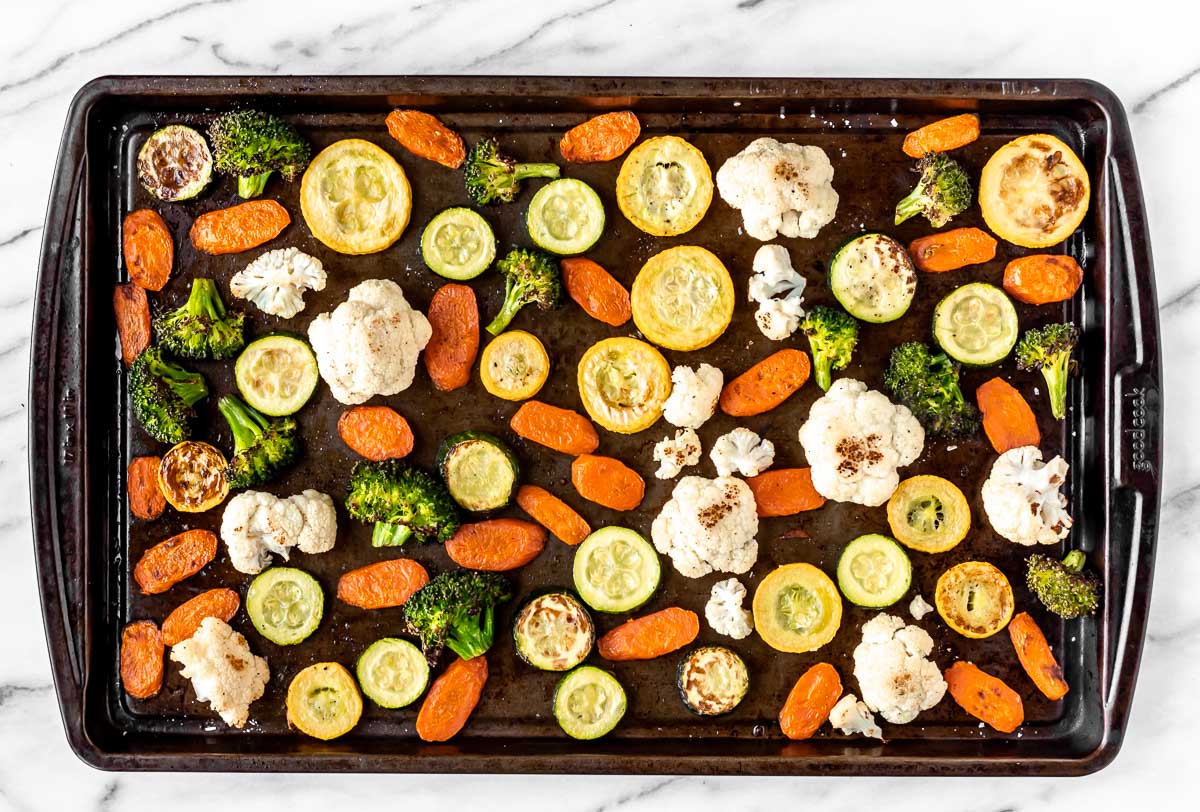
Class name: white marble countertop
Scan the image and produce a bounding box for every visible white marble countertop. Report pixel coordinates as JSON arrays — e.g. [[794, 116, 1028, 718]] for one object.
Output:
[[2, 0, 1196, 808]]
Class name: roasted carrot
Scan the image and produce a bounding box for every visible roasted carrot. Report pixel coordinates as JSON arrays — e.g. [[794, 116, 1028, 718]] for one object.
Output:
[[121, 620, 164, 699], [189, 199, 290, 255], [114, 283, 152, 366], [1003, 254, 1084, 305], [944, 661, 1025, 733], [559, 111, 641, 163], [133, 529, 218, 595], [1008, 612, 1069, 701], [424, 283, 480, 391], [908, 227, 997, 272], [571, 454, 645, 511], [416, 655, 489, 742], [446, 519, 547, 571], [338, 405, 415, 461], [337, 559, 430, 609], [745, 468, 826, 517], [561, 257, 632, 326], [779, 662, 843, 740], [510, 400, 600, 455], [902, 114, 981, 158], [161, 588, 240, 646], [597, 607, 699, 661], [128, 455, 166, 521], [122, 209, 173, 291], [515, 484, 591, 545], [385, 109, 466, 169], [976, 377, 1041, 454], [719, 349, 811, 416]]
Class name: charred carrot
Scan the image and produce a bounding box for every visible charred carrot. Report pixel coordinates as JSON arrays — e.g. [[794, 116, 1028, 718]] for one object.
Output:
[[510, 400, 599, 455], [114, 283, 152, 366], [908, 227, 997, 272], [976, 377, 1041, 454], [597, 607, 699, 661], [121, 620, 165, 699], [128, 455, 166, 520], [132, 529, 218, 595], [1008, 612, 1069, 701], [945, 661, 1024, 733], [515, 484, 591, 545], [161, 588, 240, 646]]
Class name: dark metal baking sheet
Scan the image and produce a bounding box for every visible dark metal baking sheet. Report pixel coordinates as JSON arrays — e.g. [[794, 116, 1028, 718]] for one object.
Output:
[[29, 76, 1162, 775]]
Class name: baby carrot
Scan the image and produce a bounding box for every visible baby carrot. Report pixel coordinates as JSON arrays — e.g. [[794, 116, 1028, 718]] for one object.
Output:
[[903, 114, 980, 158], [510, 400, 599, 456], [909, 227, 997, 272], [597, 607, 699, 661], [571, 454, 645, 511], [719, 349, 811, 416], [516, 484, 591, 545]]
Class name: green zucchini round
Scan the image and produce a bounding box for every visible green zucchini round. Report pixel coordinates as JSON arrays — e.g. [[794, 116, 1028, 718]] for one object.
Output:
[[436, 430, 520, 512], [676, 646, 750, 716], [512, 591, 595, 671]]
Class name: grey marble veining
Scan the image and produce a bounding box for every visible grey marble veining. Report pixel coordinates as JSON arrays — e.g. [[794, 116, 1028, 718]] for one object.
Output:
[[2, 0, 1196, 807]]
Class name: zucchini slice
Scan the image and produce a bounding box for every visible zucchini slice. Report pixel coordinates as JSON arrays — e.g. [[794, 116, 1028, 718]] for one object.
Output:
[[436, 431, 520, 512], [553, 665, 627, 740], [234, 334, 320, 417], [935, 560, 1014, 639], [836, 534, 913, 608], [246, 567, 324, 646], [932, 283, 1019, 366], [356, 638, 429, 709], [527, 178, 605, 255], [829, 233, 917, 323], [421, 207, 496, 280], [752, 563, 842, 653], [513, 592, 595, 671], [287, 662, 363, 740], [137, 124, 213, 201], [676, 646, 749, 716], [573, 527, 661, 613]]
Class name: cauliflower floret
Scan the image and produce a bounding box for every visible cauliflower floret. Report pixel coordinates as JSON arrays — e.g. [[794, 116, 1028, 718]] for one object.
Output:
[[981, 446, 1073, 546], [170, 617, 269, 728], [220, 489, 338, 574], [748, 245, 806, 341], [651, 476, 759, 578], [852, 614, 946, 724], [798, 378, 924, 506], [662, 363, 723, 429], [230, 247, 326, 319], [710, 427, 775, 477], [716, 137, 839, 241], [653, 428, 702, 479], [307, 279, 432, 405], [829, 694, 883, 740], [705, 577, 754, 640], [909, 593, 935, 621]]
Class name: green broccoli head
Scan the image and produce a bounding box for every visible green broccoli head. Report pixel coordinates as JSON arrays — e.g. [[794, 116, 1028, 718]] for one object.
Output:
[[485, 247, 564, 335], [464, 137, 560, 206], [129, 347, 208, 444], [884, 341, 980, 438], [403, 570, 513, 664], [154, 278, 245, 360], [345, 459, 460, 546], [217, 395, 301, 489], [1016, 322, 1079, 420], [1026, 550, 1100, 619], [800, 305, 860, 391], [209, 110, 312, 199], [894, 153, 973, 228]]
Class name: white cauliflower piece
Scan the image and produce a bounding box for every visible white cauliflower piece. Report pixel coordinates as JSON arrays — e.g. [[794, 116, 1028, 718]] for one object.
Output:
[[220, 489, 338, 574], [662, 363, 723, 429], [710, 427, 775, 477], [981, 446, 1073, 546], [705, 577, 754, 640], [748, 245, 806, 341], [307, 279, 432, 405], [170, 618, 269, 728], [852, 614, 946, 725], [829, 694, 884, 740], [798, 378, 924, 506], [230, 247, 326, 319], [653, 428, 702, 479], [909, 593, 935, 621], [651, 476, 759, 578], [716, 137, 839, 241]]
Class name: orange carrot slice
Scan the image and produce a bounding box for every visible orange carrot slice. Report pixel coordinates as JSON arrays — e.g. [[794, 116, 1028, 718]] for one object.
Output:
[[561, 257, 632, 326], [908, 227, 997, 272], [510, 400, 599, 455], [976, 377, 1040, 454], [745, 468, 826, 517], [779, 662, 842, 740], [424, 283, 480, 391], [338, 405, 415, 461], [903, 114, 980, 158], [1003, 254, 1084, 305], [445, 519, 547, 572], [121, 620, 164, 699], [337, 559, 430, 609], [945, 661, 1025, 733], [162, 588, 240, 646], [416, 655, 488, 742], [559, 111, 641, 163], [114, 283, 152, 366], [189, 200, 289, 255], [128, 455, 166, 520], [571, 454, 644, 511], [597, 607, 699, 661], [516, 484, 591, 545], [1008, 612, 1069, 701], [132, 529, 218, 595], [720, 349, 811, 416], [385, 109, 466, 169], [122, 209, 173, 291]]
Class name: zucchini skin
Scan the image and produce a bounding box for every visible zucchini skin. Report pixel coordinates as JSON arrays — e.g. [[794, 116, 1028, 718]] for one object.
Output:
[[512, 590, 595, 671], [435, 430, 521, 512], [675, 645, 750, 717]]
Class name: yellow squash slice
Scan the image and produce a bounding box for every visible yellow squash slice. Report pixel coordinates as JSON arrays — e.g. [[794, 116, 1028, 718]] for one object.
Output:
[[979, 134, 1090, 248], [577, 337, 671, 434], [631, 246, 734, 351], [887, 475, 971, 553], [480, 330, 550, 401], [753, 562, 842, 653], [935, 561, 1014, 639], [287, 662, 363, 741], [301, 139, 411, 254], [616, 136, 713, 236], [158, 441, 228, 513]]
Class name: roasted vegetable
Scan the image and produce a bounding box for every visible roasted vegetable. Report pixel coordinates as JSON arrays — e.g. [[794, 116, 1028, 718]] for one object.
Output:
[[894, 153, 972, 228], [464, 137, 559, 206], [799, 305, 859, 392], [1025, 550, 1100, 619], [485, 247, 563, 335], [345, 459, 460, 546], [129, 347, 208, 444], [883, 341, 979, 438], [217, 394, 301, 489], [1016, 322, 1079, 420], [403, 570, 513, 664], [209, 110, 312, 199], [155, 278, 245, 360]]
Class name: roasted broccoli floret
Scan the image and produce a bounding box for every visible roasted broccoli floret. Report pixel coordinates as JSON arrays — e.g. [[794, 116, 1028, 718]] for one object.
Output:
[[1016, 322, 1079, 420], [464, 137, 559, 206], [1026, 550, 1100, 619], [129, 347, 208, 444], [884, 341, 980, 438], [800, 305, 860, 391], [894, 153, 972, 228], [154, 278, 245, 360], [485, 247, 563, 335], [209, 110, 312, 199], [218, 394, 300, 489], [403, 570, 513, 664], [345, 459, 460, 546]]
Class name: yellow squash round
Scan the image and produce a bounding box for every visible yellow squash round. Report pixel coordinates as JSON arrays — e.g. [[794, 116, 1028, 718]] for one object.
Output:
[[480, 330, 550, 401], [887, 475, 971, 553], [753, 562, 842, 653], [158, 441, 229, 513], [301, 138, 412, 254], [576, 337, 671, 434], [616, 136, 713, 236], [631, 246, 734, 351], [978, 133, 1090, 248], [935, 560, 1014, 639]]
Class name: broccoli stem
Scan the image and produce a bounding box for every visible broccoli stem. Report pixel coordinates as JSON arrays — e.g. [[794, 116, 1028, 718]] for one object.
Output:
[[237, 172, 272, 199], [486, 283, 526, 335], [149, 355, 208, 406], [372, 522, 413, 547], [1062, 549, 1087, 573], [217, 395, 267, 455], [511, 163, 560, 183], [445, 606, 494, 660], [814, 353, 834, 392], [1044, 351, 1072, 420], [894, 186, 926, 225], [187, 278, 227, 320]]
